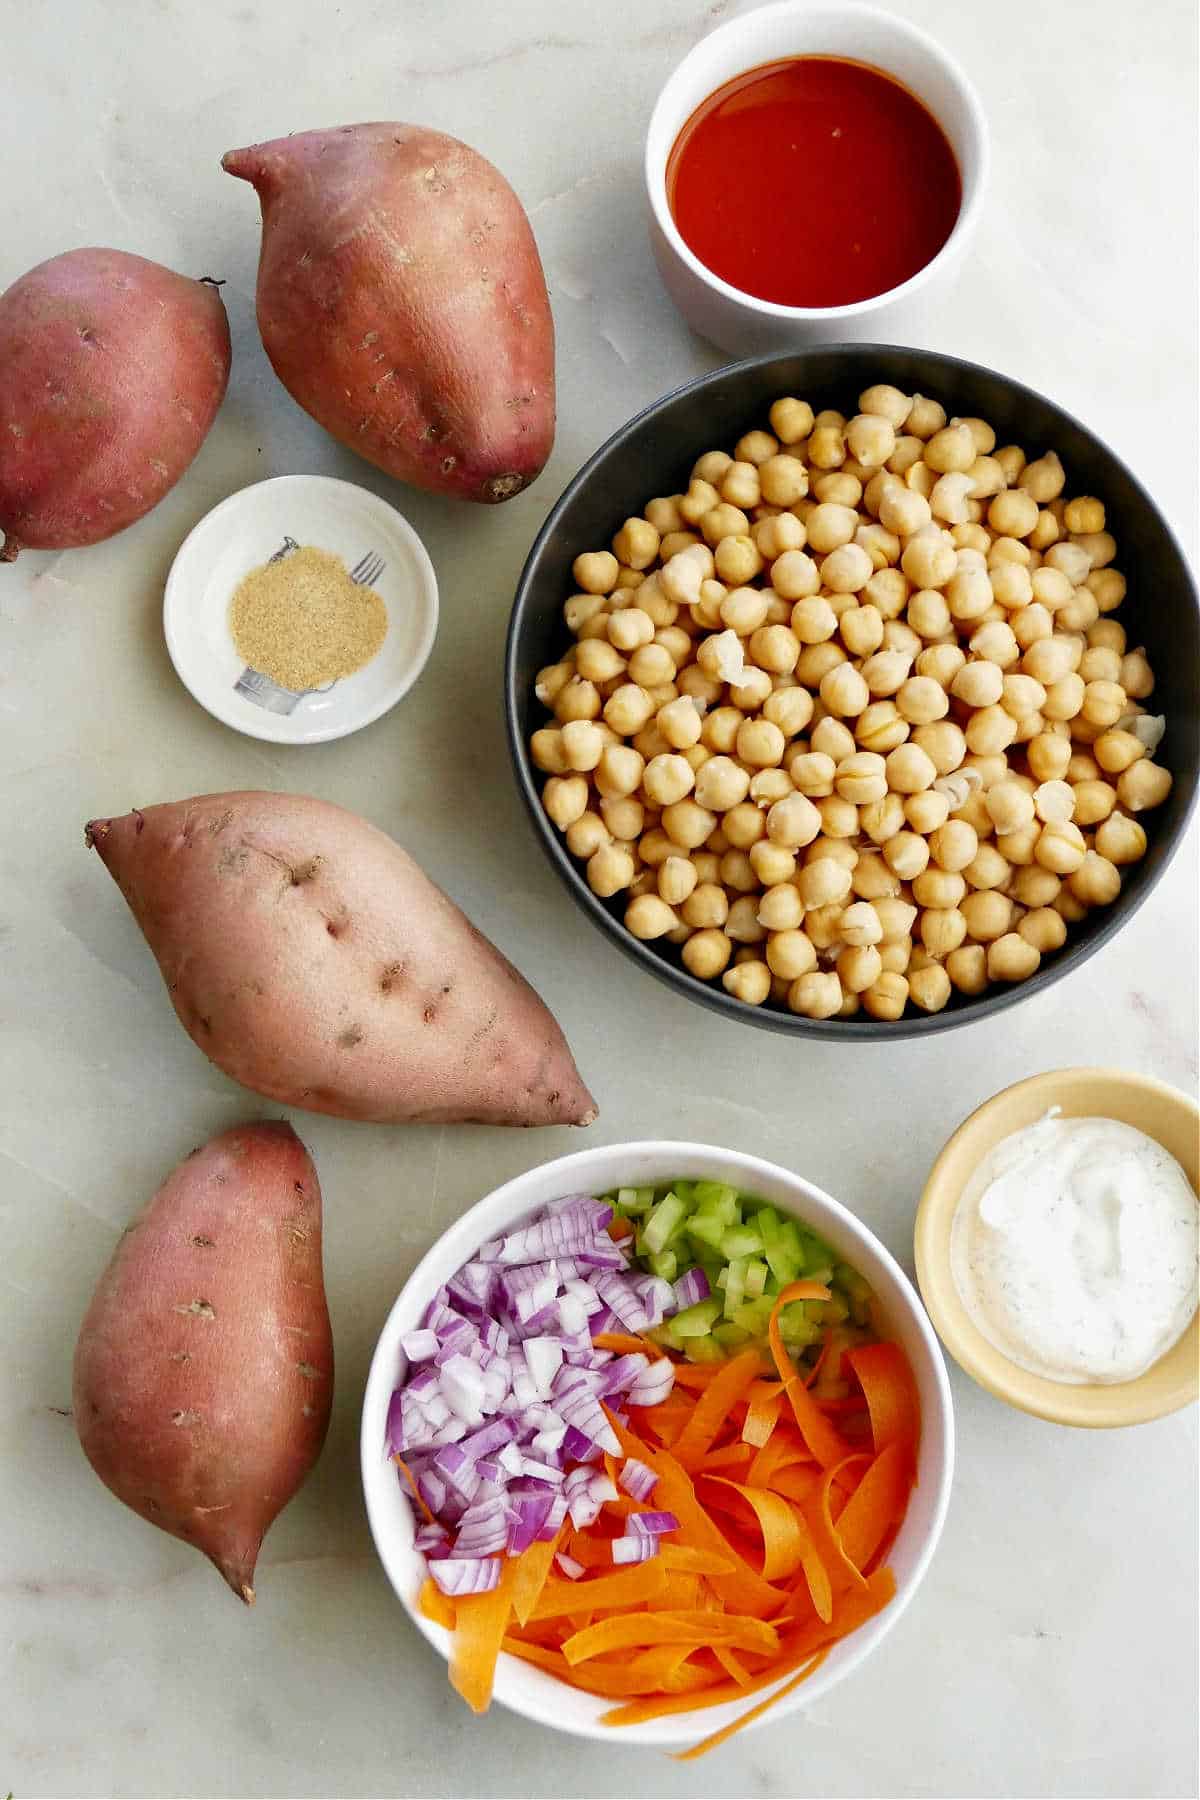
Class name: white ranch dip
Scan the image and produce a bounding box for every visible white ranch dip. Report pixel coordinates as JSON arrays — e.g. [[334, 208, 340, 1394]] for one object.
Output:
[[950, 1112, 1198, 1385]]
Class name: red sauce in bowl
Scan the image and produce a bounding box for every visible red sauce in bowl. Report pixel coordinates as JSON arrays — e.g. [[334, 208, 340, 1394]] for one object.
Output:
[[666, 55, 962, 309]]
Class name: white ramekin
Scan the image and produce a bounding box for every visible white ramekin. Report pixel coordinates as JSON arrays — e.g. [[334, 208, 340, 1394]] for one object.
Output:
[[362, 1139, 954, 1750], [645, 1, 989, 355]]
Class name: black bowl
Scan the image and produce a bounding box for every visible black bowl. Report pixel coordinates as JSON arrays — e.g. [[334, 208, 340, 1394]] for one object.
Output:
[[505, 347, 1198, 1038]]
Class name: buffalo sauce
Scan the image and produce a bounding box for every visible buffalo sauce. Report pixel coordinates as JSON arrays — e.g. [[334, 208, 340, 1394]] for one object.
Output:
[[666, 56, 962, 308]]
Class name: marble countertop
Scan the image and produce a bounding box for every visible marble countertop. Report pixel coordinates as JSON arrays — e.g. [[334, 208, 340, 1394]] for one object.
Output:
[[3, 1, 1196, 1795]]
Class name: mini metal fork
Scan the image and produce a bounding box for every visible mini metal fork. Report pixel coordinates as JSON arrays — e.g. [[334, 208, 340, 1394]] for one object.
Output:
[[350, 550, 386, 587]]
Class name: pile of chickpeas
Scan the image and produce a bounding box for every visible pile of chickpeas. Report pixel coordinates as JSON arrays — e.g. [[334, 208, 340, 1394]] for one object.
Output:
[[528, 384, 1171, 1021]]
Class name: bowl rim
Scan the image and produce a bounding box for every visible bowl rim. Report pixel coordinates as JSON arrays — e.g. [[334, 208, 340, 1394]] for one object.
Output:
[[163, 472, 439, 745], [504, 342, 1199, 1039], [643, 0, 991, 323], [360, 1137, 956, 1747], [914, 1067, 1200, 1426]]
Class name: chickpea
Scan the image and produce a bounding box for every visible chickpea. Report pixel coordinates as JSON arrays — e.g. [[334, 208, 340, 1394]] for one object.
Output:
[[1091, 812, 1144, 865], [925, 818, 978, 874], [1093, 728, 1146, 776], [920, 421, 972, 474], [710, 533, 763, 587], [565, 809, 610, 860], [861, 648, 914, 696], [962, 705, 1017, 757], [969, 619, 1021, 667], [610, 517, 660, 572], [868, 569, 912, 619], [677, 928, 730, 981], [817, 543, 871, 595], [1014, 907, 1066, 954], [901, 529, 957, 589], [754, 883, 802, 934], [807, 716, 854, 762], [792, 857, 848, 911], [1054, 887, 1088, 924], [701, 503, 751, 548], [680, 881, 728, 929], [961, 888, 1014, 942], [858, 793, 905, 845], [761, 791, 819, 852], [960, 838, 1009, 890], [1077, 679, 1126, 732], [556, 674, 604, 724], [661, 798, 717, 850], [788, 750, 837, 796], [720, 895, 764, 946], [556, 718, 603, 773], [602, 793, 646, 841], [652, 853, 696, 908], [1026, 731, 1073, 783], [987, 489, 1039, 539], [531, 725, 573, 776], [895, 676, 949, 727], [1060, 496, 1103, 536], [753, 453, 806, 508], [744, 624, 798, 677], [905, 789, 952, 835], [859, 971, 907, 1019], [1009, 865, 1058, 908], [882, 830, 930, 881], [771, 551, 821, 603], [1019, 452, 1066, 502], [627, 642, 677, 689], [607, 607, 657, 655], [720, 460, 762, 510], [1034, 819, 1087, 874], [885, 741, 939, 794], [908, 587, 953, 640], [990, 560, 1034, 612], [907, 962, 951, 1012], [543, 774, 590, 831], [808, 425, 846, 470], [905, 461, 936, 499], [987, 932, 1041, 981], [692, 755, 749, 812], [717, 849, 755, 895], [732, 717, 783, 769], [948, 660, 1002, 710], [632, 721, 670, 760], [917, 904, 965, 956], [930, 470, 975, 525], [833, 942, 880, 993], [753, 512, 806, 561], [642, 752, 695, 808], [815, 794, 857, 839], [840, 411, 893, 469], [1116, 760, 1172, 812], [846, 850, 897, 902], [980, 779, 1033, 836], [1078, 645, 1122, 685], [856, 700, 909, 755], [583, 842, 635, 898], [787, 969, 843, 1018], [1119, 648, 1155, 700], [573, 550, 620, 595], [729, 665, 773, 711], [602, 683, 655, 736], [769, 397, 814, 444], [656, 695, 703, 751], [1065, 850, 1122, 909], [747, 840, 796, 888]]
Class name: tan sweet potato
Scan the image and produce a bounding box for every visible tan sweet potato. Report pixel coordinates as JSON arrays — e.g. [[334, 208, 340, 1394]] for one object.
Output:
[[222, 123, 554, 503], [85, 791, 596, 1127], [0, 247, 231, 561], [73, 1122, 332, 1604]]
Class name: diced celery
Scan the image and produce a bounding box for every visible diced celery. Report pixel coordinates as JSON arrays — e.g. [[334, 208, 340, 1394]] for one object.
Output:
[[687, 1212, 727, 1252], [617, 1185, 654, 1215], [715, 1268, 728, 1289], [643, 1191, 687, 1255], [807, 1266, 835, 1288], [731, 1298, 774, 1335], [692, 1181, 740, 1224], [763, 1239, 800, 1287], [778, 1301, 820, 1347], [648, 1249, 677, 1282], [673, 1296, 722, 1337], [778, 1220, 804, 1265], [723, 1255, 748, 1319], [713, 1322, 752, 1349], [809, 1295, 850, 1327], [685, 1334, 726, 1364], [647, 1319, 682, 1352], [751, 1204, 780, 1245], [671, 1180, 696, 1208], [720, 1225, 763, 1259], [744, 1257, 768, 1299]]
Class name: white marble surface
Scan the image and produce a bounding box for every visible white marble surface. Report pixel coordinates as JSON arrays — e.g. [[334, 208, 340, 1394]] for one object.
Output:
[[2, 1, 1196, 1795]]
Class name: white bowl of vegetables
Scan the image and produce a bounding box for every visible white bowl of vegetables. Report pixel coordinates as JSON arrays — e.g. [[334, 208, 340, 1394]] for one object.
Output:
[[361, 1142, 954, 1755]]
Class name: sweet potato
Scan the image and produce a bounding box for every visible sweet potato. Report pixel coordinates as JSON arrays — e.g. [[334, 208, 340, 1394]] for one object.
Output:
[[0, 247, 230, 561], [73, 1122, 332, 1604], [85, 791, 596, 1127], [222, 123, 554, 503]]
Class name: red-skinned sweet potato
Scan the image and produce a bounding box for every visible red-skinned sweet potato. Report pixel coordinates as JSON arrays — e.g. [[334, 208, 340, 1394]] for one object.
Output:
[[85, 790, 596, 1127], [222, 123, 554, 503], [73, 1122, 332, 1604], [0, 248, 231, 561]]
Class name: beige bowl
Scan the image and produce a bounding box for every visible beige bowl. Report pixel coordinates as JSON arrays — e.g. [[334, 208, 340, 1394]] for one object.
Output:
[[916, 1068, 1198, 1427]]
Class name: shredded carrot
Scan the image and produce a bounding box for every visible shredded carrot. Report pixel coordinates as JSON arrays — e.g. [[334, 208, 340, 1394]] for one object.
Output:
[[803, 1327, 835, 1389], [450, 1558, 516, 1715], [665, 1349, 763, 1470], [768, 1284, 853, 1468], [742, 1384, 782, 1447], [607, 1216, 635, 1242], [593, 1331, 667, 1358], [601, 1568, 896, 1730], [699, 1440, 756, 1472], [563, 1609, 780, 1665], [660, 1544, 737, 1577], [700, 1477, 807, 1584], [713, 1645, 752, 1685], [833, 1441, 914, 1574], [672, 1650, 831, 1759], [802, 1453, 872, 1593], [845, 1341, 921, 1457], [529, 1559, 668, 1619], [418, 1575, 455, 1630], [511, 1531, 562, 1627], [394, 1456, 436, 1524]]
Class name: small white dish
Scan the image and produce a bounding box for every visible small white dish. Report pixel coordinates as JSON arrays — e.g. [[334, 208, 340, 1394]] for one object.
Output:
[[164, 474, 438, 744], [361, 1138, 954, 1750], [644, 0, 990, 355]]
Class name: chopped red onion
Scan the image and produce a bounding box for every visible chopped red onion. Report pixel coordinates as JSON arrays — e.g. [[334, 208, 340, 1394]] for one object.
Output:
[[497, 1441, 525, 1478], [561, 1424, 600, 1463], [508, 1489, 554, 1555], [672, 1266, 710, 1312], [628, 1510, 680, 1537], [538, 1489, 569, 1541], [399, 1328, 439, 1363], [612, 1533, 659, 1565], [429, 1556, 501, 1597], [618, 1458, 658, 1503], [555, 1552, 585, 1580]]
